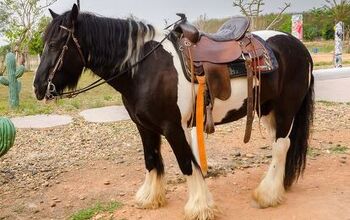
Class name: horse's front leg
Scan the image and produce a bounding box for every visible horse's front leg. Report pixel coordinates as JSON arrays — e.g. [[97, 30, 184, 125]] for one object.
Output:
[[164, 123, 217, 220], [135, 125, 166, 209]]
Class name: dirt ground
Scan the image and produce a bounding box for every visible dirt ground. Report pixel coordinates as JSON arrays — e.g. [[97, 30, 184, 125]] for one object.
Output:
[[1, 102, 350, 220]]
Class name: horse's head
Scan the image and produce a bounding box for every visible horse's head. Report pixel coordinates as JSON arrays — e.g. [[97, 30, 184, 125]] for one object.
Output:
[[34, 4, 86, 100]]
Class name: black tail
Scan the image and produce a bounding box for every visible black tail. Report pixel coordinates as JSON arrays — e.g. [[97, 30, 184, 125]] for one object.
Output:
[[284, 76, 314, 189]]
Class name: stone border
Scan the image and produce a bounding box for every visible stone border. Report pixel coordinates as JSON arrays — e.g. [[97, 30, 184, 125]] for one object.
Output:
[[79, 105, 130, 123], [11, 115, 73, 129]]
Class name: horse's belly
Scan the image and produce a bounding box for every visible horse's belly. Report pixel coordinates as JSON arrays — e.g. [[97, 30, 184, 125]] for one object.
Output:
[[212, 77, 248, 124]]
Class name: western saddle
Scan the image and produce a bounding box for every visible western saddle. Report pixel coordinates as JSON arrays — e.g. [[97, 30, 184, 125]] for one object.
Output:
[[172, 14, 276, 143]]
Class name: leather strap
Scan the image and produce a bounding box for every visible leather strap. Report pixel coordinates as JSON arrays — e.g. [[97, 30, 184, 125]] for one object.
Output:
[[244, 56, 254, 143]]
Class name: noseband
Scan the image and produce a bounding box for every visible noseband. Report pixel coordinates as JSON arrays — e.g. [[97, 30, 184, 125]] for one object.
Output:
[[45, 25, 86, 100]]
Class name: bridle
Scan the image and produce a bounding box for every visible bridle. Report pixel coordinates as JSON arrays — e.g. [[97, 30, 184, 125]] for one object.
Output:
[[44, 17, 185, 100], [45, 24, 86, 100]]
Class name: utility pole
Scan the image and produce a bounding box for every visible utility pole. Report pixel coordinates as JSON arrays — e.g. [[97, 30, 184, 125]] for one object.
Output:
[[77, 0, 80, 9]]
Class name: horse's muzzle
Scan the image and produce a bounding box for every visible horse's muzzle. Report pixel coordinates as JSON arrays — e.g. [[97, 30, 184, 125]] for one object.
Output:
[[33, 84, 46, 101]]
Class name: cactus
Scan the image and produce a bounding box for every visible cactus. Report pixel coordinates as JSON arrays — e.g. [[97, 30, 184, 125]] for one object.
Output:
[[0, 52, 25, 108], [0, 117, 16, 157]]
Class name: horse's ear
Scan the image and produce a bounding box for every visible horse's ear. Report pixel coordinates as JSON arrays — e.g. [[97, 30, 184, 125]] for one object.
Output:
[[70, 4, 79, 24], [49, 9, 59, 19]]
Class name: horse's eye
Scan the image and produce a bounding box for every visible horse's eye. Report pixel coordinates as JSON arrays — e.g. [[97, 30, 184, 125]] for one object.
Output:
[[48, 42, 56, 49]]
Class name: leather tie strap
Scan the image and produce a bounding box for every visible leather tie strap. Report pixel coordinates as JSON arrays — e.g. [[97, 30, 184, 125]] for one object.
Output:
[[244, 56, 254, 143], [196, 75, 208, 175]]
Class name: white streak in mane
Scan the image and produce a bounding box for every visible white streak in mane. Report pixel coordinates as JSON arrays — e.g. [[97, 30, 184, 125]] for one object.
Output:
[[119, 21, 134, 71], [117, 20, 155, 76]]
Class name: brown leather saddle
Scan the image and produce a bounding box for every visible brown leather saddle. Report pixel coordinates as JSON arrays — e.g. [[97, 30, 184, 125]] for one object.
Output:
[[172, 14, 277, 142]]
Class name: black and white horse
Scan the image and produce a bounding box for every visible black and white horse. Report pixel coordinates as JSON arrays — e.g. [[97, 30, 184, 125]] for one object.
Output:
[[34, 5, 314, 220]]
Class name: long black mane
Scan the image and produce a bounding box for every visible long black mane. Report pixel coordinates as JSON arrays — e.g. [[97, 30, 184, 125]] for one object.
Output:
[[44, 11, 155, 77]]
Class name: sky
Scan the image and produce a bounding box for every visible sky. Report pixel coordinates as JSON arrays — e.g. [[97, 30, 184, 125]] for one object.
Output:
[[48, 0, 326, 26], [0, 0, 326, 45]]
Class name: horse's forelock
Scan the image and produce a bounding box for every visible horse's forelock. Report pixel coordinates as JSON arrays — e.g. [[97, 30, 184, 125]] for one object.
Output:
[[43, 11, 72, 42]]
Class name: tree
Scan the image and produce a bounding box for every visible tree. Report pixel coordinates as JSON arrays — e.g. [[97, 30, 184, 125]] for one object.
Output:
[[302, 7, 333, 40], [232, 0, 291, 30], [324, 0, 350, 22], [0, 0, 57, 53], [28, 16, 50, 55]]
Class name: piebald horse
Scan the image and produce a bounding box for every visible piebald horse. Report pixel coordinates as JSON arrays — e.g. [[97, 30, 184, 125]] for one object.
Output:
[[34, 5, 314, 220]]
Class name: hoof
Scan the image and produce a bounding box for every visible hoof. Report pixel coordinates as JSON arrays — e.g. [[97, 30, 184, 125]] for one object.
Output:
[[184, 203, 218, 220], [135, 192, 166, 209], [135, 170, 166, 209], [252, 185, 284, 208]]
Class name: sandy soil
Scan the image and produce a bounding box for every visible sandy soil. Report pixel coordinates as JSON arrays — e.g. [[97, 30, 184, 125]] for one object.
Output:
[[0, 102, 350, 220]]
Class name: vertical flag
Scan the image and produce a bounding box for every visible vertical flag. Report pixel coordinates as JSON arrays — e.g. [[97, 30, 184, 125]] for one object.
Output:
[[292, 14, 303, 41], [334, 21, 344, 68]]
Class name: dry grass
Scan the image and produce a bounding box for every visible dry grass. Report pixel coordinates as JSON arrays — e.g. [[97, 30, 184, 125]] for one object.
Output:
[[311, 53, 350, 69], [312, 53, 350, 63]]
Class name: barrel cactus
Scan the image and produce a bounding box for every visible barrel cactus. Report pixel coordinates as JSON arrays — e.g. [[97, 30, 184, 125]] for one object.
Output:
[[0, 52, 25, 108], [0, 117, 16, 157]]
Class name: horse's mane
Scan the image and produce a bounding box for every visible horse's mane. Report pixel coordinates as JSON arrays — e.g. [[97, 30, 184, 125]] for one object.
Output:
[[44, 11, 155, 75]]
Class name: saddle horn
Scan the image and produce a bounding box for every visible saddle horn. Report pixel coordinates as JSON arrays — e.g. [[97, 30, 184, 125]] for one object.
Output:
[[176, 13, 187, 22]]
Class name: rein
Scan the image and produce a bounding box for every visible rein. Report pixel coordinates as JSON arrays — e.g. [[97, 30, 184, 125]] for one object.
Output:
[[46, 18, 183, 100]]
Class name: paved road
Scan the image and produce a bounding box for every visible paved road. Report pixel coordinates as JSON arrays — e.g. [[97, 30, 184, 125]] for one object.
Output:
[[314, 67, 350, 102], [314, 77, 350, 102]]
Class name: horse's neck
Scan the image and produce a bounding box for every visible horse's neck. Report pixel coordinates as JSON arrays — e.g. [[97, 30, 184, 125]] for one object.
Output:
[[92, 69, 134, 99]]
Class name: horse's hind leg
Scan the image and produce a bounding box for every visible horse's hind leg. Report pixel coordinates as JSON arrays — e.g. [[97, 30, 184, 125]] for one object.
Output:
[[135, 125, 166, 209], [253, 111, 293, 208], [164, 123, 216, 220]]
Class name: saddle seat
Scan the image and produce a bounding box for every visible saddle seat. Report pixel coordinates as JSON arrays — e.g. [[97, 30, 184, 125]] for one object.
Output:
[[176, 16, 250, 44], [202, 17, 250, 42]]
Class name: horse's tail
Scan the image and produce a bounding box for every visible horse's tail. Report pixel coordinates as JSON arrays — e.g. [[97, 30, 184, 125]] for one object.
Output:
[[284, 74, 315, 189]]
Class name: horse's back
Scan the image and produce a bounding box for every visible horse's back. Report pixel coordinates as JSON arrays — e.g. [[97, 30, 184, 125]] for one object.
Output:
[[254, 30, 313, 96]]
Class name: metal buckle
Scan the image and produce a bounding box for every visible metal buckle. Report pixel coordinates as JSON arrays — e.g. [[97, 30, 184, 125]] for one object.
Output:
[[45, 81, 57, 100], [184, 39, 191, 47]]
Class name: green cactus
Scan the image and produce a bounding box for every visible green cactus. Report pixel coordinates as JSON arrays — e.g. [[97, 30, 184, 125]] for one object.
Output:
[[0, 52, 25, 108], [0, 117, 16, 157]]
